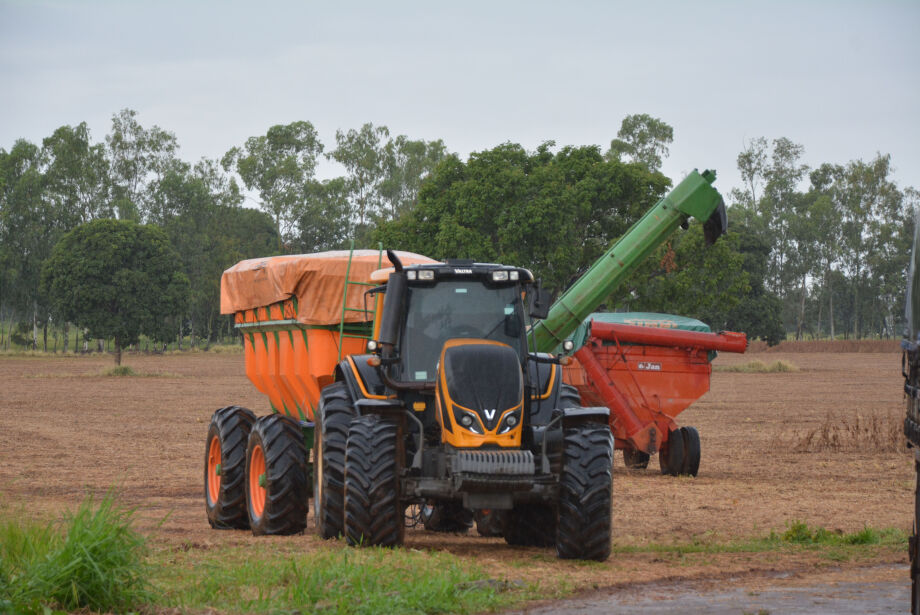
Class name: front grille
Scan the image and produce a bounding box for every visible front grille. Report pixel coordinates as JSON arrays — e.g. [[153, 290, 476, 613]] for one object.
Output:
[[451, 450, 535, 475]]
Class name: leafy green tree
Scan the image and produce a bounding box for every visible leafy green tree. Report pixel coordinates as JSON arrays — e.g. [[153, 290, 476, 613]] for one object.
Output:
[[375, 142, 670, 292], [605, 114, 674, 172], [331, 123, 389, 232], [223, 121, 323, 251], [41, 123, 110, 225], [378, 135, 447, 220], [41, 219, 189, 364], [106, 108, 180, 221], [294, 177, 351, 253]]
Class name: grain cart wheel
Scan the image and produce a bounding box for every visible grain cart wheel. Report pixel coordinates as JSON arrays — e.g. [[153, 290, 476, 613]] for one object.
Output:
[[503, 504, 555, 547], [659, 427, 685, 476], [623, 448, 650, 469], [245, 414, 309, 535], [314, 382, 355, 539], [422, 501, 473, 533], [344, 415, 404, 547], [556, 424, 613, 561], [680, 426, 701, 477], [204, 406, 256, 529]]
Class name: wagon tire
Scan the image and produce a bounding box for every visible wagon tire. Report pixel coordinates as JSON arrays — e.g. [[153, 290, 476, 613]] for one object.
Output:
[[659, 427, 685, 476], [205, 405, 256, 529], [623, 448, 650, 469], [555, 424, 613, 560], [246, 414, 309, 535], [314, 382, 356, 539], [680, 426, 701, 477], [344, 415, 404, 547]]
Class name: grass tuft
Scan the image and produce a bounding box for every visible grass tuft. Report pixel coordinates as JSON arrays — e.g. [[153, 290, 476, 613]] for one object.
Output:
[[715, 360, 798, 373], [791, 410, 902, 453], [0, 492, 151, 613], [101, 365, 138, 377]]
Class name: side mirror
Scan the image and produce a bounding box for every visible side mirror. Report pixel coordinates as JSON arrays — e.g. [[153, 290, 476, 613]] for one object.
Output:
[[528, 286, 552, 320]]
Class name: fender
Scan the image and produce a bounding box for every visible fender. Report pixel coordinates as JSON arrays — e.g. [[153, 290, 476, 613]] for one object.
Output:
[[336, 354, 393, 403]]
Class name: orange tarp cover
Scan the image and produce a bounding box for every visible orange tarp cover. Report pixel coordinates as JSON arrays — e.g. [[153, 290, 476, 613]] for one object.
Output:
[[220, 250, 437, 325]]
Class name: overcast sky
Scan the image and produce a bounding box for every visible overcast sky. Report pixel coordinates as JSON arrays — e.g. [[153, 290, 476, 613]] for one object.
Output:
[[1, 0, 918, 198]]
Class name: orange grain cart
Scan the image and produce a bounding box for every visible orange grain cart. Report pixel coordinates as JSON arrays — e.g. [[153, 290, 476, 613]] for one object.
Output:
[[220, 250, 437, 420], [562, 312, 747, 476]]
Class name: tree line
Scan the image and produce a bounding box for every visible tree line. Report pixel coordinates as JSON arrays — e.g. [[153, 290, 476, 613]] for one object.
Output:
[[0, 109, 914, 353]]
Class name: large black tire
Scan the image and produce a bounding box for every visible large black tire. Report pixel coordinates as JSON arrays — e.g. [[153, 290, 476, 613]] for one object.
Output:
[[344, 415, 404, 547], [555, 424, 613, 561], [204, 406, 255, 529], [558, 383, 582, 409], [659, 427, 685, 476], [245, 414, 309, 535], [314, 382, 356, 539], [503, 503, 555, 547], [422, 501, 473, 533], [623, 448, 651, 469], [680, 426, 701, 477]]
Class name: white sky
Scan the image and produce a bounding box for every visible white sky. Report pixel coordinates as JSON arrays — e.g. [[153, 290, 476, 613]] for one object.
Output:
[[1, 0, 918, 199]]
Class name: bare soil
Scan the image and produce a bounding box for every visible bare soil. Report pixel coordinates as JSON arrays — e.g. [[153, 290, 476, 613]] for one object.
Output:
[[0, 348, 911, 597]]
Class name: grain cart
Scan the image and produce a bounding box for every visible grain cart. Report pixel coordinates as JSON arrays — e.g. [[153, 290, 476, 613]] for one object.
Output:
[[562, 313, 747, 476], [902, 208, 920, 614], [203, 169, 727, 561]]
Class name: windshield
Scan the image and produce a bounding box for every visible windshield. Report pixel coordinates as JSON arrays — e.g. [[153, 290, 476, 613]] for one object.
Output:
[[399, 280, 525, 382]]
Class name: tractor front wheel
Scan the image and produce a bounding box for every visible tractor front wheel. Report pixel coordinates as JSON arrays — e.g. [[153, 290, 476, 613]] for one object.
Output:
[[245, 414, 309, 535], [204, 405, 255, 529], [555, 424, 613, 561], [314, 382, 356, 539], [344, 415, 404, 547]]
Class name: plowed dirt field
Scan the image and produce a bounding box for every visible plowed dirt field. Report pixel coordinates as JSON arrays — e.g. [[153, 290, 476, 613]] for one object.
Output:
[[0, 348, 911, 595]]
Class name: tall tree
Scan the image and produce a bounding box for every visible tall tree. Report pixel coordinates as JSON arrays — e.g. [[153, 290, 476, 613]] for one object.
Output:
[[222, 121, 323, 251], [41, 123, 110, 225], [378, 135, 447, 220], [106, 108, 180, 221], [41, 219, 189, 365], [330, 123, 390, 233], [605, 114, 674, 172]]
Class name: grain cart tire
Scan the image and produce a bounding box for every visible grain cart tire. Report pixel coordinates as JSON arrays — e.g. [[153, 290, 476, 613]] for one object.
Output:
[[245, 414, 309, 535], [422, 501, 473, 533], [503, 504, 555, 547], [680, 426, 701, 477], [659, 427, 685, 476], [314, 382, 356, 539], [344, 415, 404, 547], [556, 424, 613, 561], [205, 406, 256, 529], [623, 448, 650, 469]]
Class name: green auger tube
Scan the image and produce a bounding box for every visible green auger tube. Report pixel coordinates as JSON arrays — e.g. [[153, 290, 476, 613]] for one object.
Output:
[[527, 169, 726, 354]]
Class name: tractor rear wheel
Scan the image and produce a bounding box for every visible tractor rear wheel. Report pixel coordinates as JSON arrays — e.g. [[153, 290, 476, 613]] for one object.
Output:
[[555, 424, 613, 561], [422, 501, 473, 533], [659, 427, 685, 476], [314, 382, 356, 539], [503, 504, 555, 547], [205, 406, 255, 529], [680, 426, 701, 477], [344, 415, 404, 547], [623, 448, 650, 469], [245, 414, 309, 535]]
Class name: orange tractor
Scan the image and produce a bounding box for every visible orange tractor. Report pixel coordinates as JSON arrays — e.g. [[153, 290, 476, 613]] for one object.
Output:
[[202, 169, 729, 559]]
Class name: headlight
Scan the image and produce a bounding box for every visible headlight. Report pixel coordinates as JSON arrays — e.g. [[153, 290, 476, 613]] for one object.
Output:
[[407, 270, 417, 280], [459, 414, 473, 427], [419, 270, 435, 280], [562, 339, 575, 352], [506, 415, 518, 427], [366, 339, 378, 352], [491, 270, 509, 282], [510, 271, 519, 281], [498, 409, 523, 434]]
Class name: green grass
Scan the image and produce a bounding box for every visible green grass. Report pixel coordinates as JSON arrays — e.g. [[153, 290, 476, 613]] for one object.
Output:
[[0, 492, 151, 614], [151, 543, 518, 614], [714, 359, 798, 373]]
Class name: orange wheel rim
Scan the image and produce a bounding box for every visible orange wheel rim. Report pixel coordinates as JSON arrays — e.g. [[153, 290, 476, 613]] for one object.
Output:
[[207, 436, 221, 505], [249, 444, 267, 519]]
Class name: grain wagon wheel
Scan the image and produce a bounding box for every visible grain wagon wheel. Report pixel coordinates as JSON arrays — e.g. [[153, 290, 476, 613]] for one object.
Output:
[[623, 448, 651, 469], [659, 427, 685, 476], [245, 413, 309, 535], [680, 426, 701, 477], [204, 405, 255, 529]]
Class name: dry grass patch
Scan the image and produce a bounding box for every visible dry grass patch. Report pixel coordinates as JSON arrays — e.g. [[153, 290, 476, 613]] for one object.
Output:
[[788, 410, 904, 453], [715, 360, 798, 373]]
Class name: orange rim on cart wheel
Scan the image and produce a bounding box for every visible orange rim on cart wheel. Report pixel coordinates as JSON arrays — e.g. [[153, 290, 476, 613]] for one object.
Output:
[[207, 436, 221, 505], [249, 444, 267, 519]]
